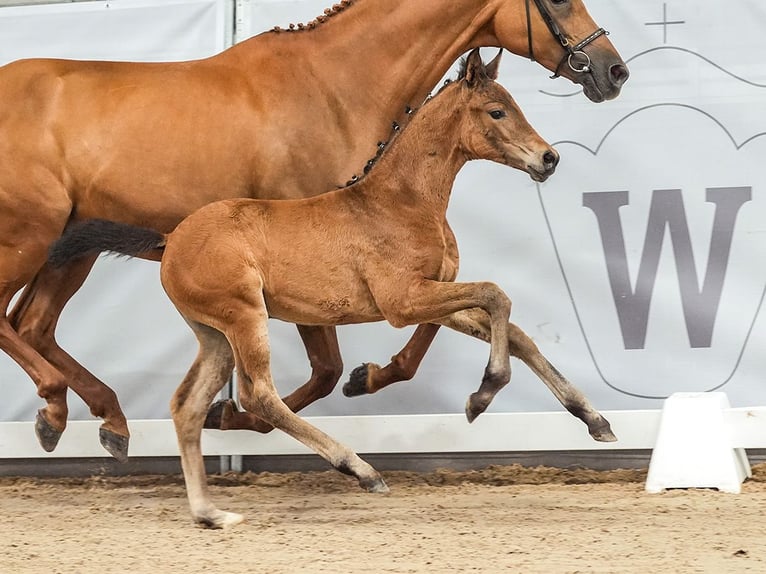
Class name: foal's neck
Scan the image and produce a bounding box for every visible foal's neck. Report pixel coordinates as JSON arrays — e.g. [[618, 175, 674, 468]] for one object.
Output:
[[355, 92, 469, 215]]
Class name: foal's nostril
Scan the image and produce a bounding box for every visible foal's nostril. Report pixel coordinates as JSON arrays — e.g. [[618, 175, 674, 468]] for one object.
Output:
[[543, 150, 559, 169], [609, 63, 630, 87]]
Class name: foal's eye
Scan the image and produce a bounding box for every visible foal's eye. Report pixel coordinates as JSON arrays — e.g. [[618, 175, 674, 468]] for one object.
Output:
[[488, 110, 506, 120]]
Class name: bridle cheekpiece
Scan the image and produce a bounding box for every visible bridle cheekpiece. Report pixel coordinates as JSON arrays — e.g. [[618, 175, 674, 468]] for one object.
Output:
[[525, 0, 608, 78]]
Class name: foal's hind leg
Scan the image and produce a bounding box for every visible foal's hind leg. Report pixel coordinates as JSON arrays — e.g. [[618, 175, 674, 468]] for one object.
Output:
[[342, 323, 441, 397], [205, 324, 343, 433], [10, 257, 131, 460], [438, 309, 616, 441], [171, 320, 240, 529], [225, 297, 387, 495]]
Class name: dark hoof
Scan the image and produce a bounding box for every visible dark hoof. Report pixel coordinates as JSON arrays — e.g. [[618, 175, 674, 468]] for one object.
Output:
[[465, 393, 489, 423], [589, 417, 618, 442], [342, 364, 375, 397], [100, 427, 130, 463], [35, 410, 63, 452], [204, 399, 237, 430]]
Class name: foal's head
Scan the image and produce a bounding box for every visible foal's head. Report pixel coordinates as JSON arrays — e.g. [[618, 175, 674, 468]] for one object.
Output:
[[451, 49, 559, 183]]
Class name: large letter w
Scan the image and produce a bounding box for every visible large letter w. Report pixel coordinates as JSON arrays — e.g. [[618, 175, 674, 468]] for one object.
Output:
[[582, 187, 751, 349]]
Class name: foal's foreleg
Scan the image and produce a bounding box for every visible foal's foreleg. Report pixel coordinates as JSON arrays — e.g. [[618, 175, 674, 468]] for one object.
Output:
[[438, 308, 616, 442], [380, 280, 512, 422], [205, 324, 343, 433], [10, 257, 131, 460]]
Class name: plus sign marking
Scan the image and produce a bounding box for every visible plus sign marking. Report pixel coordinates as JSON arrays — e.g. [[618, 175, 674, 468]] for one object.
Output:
[[645, 2, 685, 44]]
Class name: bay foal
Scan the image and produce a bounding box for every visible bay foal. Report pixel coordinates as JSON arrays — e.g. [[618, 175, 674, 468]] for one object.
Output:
[[51, 50, 612, 527]]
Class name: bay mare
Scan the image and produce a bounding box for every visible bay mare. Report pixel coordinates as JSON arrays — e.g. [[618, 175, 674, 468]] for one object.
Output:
[[0, 0, 628, 460], [49, 51, 615, 528]]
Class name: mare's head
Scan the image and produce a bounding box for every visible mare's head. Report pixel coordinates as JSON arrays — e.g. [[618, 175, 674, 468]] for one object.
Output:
[[449, 49, 558, 183], [492, 0, 628, 102]]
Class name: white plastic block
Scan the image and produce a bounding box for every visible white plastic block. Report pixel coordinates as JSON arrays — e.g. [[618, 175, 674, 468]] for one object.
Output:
[[646, 392, 752, 493]]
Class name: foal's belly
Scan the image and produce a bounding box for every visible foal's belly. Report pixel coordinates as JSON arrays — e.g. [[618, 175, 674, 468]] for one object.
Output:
[[262, 285, 384, 327]]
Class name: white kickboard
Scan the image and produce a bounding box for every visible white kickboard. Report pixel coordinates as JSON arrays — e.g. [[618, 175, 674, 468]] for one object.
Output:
[[646, 392, 752, 494]]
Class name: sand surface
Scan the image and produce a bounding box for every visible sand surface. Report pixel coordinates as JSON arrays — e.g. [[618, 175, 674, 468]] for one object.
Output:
[[1, 464, 765, 573]]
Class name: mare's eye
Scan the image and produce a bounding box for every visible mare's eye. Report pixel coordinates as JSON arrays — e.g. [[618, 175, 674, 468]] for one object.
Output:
[[489, 110, 506, 120], [550, 0, 568, 5]]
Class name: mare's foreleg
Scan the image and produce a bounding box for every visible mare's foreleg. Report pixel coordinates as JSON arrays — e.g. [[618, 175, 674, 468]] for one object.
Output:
[[342, 323, 441, 397], [204, 324, 343, 433], [438, 308, 615, 441], [171, 320, 240, 529], [10, 258, 131, 460]]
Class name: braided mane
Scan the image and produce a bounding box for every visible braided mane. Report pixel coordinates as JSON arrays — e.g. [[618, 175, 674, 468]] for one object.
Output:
[[272, 0, 355, 33]]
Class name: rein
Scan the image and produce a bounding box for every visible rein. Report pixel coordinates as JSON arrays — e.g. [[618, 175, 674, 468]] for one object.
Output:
[[525, 0, 608, 78]]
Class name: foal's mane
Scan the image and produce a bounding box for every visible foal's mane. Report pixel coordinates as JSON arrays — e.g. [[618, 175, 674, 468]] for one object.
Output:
[[271, 0, 356, 33], [341, 65, 472, 189]]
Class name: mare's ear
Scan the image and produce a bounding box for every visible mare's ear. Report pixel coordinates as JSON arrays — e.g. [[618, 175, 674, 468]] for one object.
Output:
[[464, 48, 485, 87], [485, 49, 503, 80]]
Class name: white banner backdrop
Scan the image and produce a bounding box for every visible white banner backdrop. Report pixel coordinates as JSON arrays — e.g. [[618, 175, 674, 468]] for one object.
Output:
[[1, 0, 765, 426]]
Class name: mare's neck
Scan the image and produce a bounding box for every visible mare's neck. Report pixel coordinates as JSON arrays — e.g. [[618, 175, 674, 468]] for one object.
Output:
[[230, 0, 509, 179]]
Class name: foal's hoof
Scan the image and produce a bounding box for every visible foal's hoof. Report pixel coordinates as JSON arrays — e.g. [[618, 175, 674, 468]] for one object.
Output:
[[204, 399, 237, 430], [361, 476, 390, 494], [342, 364, 378, 397], [589, 416, 618, 443], [100, 427, 130, 463], [34, 410, 63, 452], [464, 393, 489, 423], [195, 509, 245, 530]]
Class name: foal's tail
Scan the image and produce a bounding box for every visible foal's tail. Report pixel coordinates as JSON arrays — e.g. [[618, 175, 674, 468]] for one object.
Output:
[[48, 219, 166, 268]]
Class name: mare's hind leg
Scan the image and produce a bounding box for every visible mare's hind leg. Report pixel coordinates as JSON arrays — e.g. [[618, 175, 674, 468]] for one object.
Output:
[[342, 323, 441, 397], [225, 296, 387, 496], [438, 308, 616, 441], [171, 320, 240, 529], [205, 324, 343, 433], [10, 257, 131, 460]]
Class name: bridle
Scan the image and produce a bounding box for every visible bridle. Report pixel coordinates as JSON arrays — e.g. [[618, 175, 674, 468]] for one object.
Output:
[[525, 0, 608, 78]]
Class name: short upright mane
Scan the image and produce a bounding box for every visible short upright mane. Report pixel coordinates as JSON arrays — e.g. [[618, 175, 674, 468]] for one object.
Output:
[[271, 0, 355, 33]]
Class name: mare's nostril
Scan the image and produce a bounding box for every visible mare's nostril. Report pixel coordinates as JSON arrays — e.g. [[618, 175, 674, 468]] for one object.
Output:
[[543, 150, 558, 169], [609, 63, 630, 87]]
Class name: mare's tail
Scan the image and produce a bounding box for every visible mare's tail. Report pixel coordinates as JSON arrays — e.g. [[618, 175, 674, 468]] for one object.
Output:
[[48, 219, 166, 268]]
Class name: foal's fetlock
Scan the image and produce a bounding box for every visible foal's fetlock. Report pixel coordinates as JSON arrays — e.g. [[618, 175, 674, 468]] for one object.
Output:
[[34, 409, 64, 452], [342, 363, 379, 397], [99, 426, 130, 463]]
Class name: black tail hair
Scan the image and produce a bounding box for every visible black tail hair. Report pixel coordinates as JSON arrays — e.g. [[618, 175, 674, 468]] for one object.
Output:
[[48, 219, 166, 268]]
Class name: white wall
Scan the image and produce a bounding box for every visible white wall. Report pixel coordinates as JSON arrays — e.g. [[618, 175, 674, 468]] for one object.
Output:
[[1, 0, 764, 426]]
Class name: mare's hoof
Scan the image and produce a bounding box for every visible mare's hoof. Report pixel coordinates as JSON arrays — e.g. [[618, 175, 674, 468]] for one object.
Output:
[[204, 399, 237, 429], [342, 364, 377, 397], [464, 393, 489, 423], [195, 510, 245, 530], [34, 410, 63, 452], [100, 427, 130, 463], [589, 417, 618, 442]]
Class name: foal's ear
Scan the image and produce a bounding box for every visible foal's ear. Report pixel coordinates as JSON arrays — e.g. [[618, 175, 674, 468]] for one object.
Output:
[[463, 48, 485, 87], [485, 49, 503, 81]]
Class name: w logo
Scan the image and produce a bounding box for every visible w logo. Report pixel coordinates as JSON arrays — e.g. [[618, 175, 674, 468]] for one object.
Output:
[[583, 187, 751, 350], [536, 105, 766, 397]]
